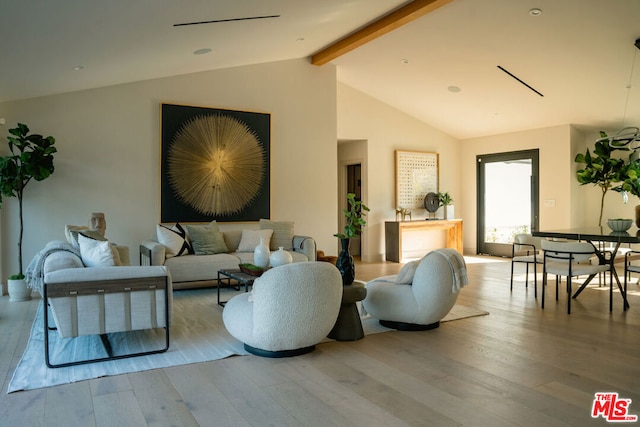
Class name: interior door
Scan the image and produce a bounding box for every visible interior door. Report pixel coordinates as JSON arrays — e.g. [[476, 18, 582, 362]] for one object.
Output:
[[477, 149, 539, 256]]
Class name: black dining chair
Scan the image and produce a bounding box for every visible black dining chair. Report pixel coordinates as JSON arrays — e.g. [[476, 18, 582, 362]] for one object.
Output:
[[510, 233, 543, 297]]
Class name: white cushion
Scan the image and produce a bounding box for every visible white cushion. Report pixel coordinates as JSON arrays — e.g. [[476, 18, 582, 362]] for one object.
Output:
[[237, 229, 274, 252], [78, 234, 119, 267], [259, 219, 294, 250], [156, 223, 192, 258]]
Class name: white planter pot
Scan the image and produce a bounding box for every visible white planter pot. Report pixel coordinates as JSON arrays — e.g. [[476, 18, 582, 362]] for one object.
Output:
[[8, 278, 31, 302]]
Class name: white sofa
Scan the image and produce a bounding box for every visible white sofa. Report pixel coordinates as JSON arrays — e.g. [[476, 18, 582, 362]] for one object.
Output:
[[222, 261, 343, 357], [139, 221, 317, 290]]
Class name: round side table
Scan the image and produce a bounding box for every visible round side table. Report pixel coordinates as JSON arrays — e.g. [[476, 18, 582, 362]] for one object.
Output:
[[328, 280, 367, 341]]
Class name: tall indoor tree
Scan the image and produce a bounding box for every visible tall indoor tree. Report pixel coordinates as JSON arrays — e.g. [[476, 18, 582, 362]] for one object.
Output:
[[0, 123, 56, 278]]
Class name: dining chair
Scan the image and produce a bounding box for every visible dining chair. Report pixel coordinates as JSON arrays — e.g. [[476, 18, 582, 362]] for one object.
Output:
[[541, 240, 612, 314], [623, 250, 640, 300], [510, 233, 543, 297]]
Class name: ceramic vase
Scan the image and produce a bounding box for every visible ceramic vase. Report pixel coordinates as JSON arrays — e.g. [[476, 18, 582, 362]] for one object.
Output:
[[8, 278, 31, 302], [270, 247, 293, 268], [253, 237, 270, 269], [336, 238, 355, 286]]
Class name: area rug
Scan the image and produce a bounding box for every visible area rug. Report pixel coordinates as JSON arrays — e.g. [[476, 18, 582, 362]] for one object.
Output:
[[8, 288, 488, 393]]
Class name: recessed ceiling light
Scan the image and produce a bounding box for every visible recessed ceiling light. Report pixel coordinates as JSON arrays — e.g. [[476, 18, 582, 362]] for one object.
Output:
[[401, 59, 409, 64], [193, 48, 212, 55], [296, 37, 305, 42], [72, 65, 84, 71], [529, 8, 542, 16], [448, 86, 461, 93]]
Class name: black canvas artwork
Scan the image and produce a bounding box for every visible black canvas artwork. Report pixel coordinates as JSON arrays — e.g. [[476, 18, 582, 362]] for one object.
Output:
[[161, 103, 270, 223]]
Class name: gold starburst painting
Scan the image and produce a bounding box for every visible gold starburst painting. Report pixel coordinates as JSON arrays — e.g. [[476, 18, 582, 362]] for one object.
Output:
[[161, 104, 270, 222]]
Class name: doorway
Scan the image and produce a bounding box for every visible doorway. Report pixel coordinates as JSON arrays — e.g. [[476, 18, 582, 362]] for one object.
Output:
[[346, 163, 362, 256], [477, 149, 539, 256]]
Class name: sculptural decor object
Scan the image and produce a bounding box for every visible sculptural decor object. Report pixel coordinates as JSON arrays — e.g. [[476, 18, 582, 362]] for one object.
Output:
[[89, 212, 106, 236]]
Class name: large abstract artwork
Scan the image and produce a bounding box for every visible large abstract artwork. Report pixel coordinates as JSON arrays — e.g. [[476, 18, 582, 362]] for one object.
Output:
[[161, 103, 270, 223], [395, 150, 439, 209]]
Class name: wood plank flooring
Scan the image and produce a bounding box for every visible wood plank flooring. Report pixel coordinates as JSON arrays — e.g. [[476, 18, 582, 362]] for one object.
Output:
[[1, 256, 639, 426]]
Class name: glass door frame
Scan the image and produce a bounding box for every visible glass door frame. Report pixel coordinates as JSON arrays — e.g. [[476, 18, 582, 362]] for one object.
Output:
[[476, 149, 539, 256]]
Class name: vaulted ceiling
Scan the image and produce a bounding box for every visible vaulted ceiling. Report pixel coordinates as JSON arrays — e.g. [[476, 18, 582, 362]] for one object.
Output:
[[2, 0, 639, 139]]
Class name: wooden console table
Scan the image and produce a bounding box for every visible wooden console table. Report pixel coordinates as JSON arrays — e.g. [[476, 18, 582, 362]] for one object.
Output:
[[385, 219, 463, 262]]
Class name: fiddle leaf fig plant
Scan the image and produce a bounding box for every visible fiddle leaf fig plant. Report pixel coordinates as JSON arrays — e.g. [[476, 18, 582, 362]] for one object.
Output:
[[575, 131, 629, 226], [0, 123, 56, 278], [334, 193, 370, 239]]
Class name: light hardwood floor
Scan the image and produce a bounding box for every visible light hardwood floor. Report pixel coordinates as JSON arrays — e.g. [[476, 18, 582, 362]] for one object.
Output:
[[1, 256, 639, 426]]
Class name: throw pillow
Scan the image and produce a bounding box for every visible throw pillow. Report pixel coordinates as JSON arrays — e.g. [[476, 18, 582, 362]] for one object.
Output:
[[156, 223, 193, 258], [185, 223, 228, 255], [237, 229, 274, 252], [396, 260, 419, 285], [259, 219, 294, 251], [65, 225, 89, 246], [78, 234, 121, 267]]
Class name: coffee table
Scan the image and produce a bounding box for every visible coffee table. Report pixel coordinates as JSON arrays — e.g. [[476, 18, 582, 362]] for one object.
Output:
[[217, 269, 257, 306]]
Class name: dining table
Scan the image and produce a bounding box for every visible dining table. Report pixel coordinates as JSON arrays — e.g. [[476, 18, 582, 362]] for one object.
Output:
[[532, 227, 633, 310]]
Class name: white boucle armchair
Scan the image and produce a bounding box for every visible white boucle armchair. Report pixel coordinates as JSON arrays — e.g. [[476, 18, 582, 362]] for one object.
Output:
[[362, 248, 468, 330], [222, 262, 342, 357]]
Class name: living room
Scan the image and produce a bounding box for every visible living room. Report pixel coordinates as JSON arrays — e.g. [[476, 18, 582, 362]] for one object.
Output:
[[1, 0, 640, 424]]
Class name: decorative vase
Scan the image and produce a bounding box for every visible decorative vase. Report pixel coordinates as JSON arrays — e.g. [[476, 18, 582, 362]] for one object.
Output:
[[336, 238, 355, 286], [8, 278, 31, 302], [270, 247, 293, 268], [635, 205, 640, 228], [253, 237, 270, 269]]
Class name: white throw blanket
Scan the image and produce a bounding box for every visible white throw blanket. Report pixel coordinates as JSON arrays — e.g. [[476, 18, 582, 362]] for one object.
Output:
[[433, 248, 469, 292], [24, 240, 81, 294]]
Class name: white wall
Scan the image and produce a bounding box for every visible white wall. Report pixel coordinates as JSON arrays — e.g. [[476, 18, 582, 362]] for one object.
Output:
[[337, 83, 461, 261], [0, 59, 337, 294]]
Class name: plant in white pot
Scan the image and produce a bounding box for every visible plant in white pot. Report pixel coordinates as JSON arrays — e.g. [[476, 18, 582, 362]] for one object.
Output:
[[437, 191, 454, 219], [0, 123, 56, 301]]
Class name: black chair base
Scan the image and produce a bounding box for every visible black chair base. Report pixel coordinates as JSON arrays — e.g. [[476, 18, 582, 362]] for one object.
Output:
[[244, 344, 315, 358], [379, 319, 440, 331]]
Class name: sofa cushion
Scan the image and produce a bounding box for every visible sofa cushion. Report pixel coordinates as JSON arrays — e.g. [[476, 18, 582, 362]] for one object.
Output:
[[78, 234, 121, 267], [185, 223, 228, 255], [237, 229, 274, 252], [164, 253, 241, 283], [259, 219, 294, 251], [156, 223, 193, 258]]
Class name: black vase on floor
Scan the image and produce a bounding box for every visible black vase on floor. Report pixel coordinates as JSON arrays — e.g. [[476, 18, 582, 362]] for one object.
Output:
[[336, 238, 355, 286]]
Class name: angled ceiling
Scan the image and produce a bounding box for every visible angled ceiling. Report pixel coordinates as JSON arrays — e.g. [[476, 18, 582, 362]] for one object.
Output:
[[1, 0, 639, 139]]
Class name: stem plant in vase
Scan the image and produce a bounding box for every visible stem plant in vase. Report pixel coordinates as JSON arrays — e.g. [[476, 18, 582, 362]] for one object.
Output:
[[334, 193, 370, 286]]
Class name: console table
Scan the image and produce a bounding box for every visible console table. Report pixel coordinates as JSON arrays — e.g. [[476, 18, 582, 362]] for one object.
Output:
[[385, 219, 463, 262]]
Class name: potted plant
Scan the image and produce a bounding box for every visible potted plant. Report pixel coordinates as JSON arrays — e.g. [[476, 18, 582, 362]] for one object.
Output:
[[575, 131, 630, 226], [437, 191, 454, 219], [334, 193, 370, 286], [612, 155, 640, 227], [0, 123, 56, 301]]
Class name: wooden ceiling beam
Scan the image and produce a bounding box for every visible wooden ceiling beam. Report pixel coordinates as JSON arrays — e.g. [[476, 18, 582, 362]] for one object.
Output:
[[311, 0, 454, 66]]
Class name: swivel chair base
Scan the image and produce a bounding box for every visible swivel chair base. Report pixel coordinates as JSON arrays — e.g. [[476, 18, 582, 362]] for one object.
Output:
[[379, 319, 440, 331], [244, 343, 315, 358]]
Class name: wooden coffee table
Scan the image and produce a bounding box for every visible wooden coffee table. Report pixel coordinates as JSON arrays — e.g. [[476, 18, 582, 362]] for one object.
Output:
[[217, 269, 257, 306]]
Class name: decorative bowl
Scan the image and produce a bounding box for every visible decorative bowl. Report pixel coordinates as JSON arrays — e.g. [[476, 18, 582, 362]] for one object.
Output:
[[239, 263, 264, 277], [607, 218, 633, 232]]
